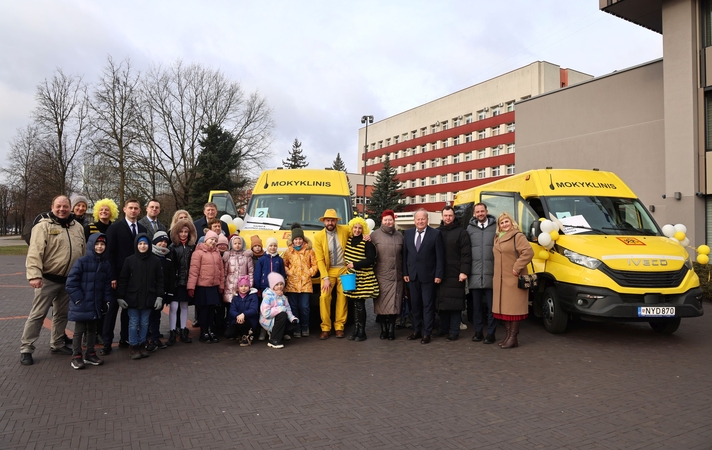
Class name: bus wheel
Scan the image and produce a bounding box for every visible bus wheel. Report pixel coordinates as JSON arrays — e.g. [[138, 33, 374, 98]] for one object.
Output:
[[542, 287, 568, 334], [649, 318, 681, 335]]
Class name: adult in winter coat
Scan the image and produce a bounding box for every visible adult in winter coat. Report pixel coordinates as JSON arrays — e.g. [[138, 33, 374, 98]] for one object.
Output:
[[343, 217, 379, 342], [467, 202, 498, 344], [168, 218, 196, 344], [84, 198, 119, 242], [436, 207, 472, 340], [370, 209, 404, 340], [492, 212, 534, 349], [65, 233, 113, 368], [282, 224, 318, 337]]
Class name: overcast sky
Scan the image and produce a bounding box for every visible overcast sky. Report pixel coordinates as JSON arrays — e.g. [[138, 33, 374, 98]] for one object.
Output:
[[0, 1, 661, 180]]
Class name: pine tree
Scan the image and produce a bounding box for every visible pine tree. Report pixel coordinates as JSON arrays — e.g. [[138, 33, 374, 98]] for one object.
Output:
[[331, 153, 355, 208], [282, 138, 309, 169], [186, 124, 245, 217], [367, 156, 403, 225]]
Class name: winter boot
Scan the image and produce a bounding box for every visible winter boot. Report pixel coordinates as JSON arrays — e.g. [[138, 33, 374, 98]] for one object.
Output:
[[129, 345, 142, 360], [498, 321, 511, 347], [181, 328, 192, 343], [354, 300, 367, 342], [139, 343, 150, 358], [379, 321, 388, 339], [388, 316, 396, 340], [348, 322, 359, 341], [501, 321, 520, 349], [167, 329, 177, 346]]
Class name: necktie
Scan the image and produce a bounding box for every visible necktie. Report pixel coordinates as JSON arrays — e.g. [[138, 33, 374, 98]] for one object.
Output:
[[416, 230, 423, 252], [152, 221, 157, 232], [131, 223, 137, 237], [330, 233, 338, 266], [481, 223, 485, 229]]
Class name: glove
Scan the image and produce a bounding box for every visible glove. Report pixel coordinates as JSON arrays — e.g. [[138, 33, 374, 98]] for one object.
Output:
[[188, 289, 195, 298], [154, 297, 163, 310], [117, 299, 128, 309]]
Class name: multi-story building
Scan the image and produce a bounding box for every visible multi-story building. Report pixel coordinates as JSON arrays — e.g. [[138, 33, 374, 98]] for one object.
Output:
[[357, 61, 591, 212]]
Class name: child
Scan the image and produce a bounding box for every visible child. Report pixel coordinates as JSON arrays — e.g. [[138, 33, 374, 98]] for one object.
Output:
[[168, 219, 196, 344], [117, 234, 164, 360], [187, 230, 224, 343], [224, 275, 259, 346], [217, 235, 253, 335], [259, 273, 298, 349], [282, 223, 317, 338], [255, 237, 286, 340], [65, 233, 113, 369], [250, 235, 264, 265], [146, 231, 175, 351], [217, 234, 229, 255]]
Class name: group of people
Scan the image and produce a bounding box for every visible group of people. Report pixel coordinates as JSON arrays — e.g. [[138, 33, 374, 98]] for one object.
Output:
[[18, 195, 534, 369]]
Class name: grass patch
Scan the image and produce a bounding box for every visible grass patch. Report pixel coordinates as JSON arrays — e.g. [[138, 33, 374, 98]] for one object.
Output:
[[0, 246, 28, 256]]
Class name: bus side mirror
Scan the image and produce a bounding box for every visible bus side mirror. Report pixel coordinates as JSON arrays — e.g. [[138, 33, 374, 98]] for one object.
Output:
[[530, 220, 542, 240]]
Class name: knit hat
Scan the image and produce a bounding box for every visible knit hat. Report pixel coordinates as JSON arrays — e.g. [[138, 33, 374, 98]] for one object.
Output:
[[217, 234, 229, 247], [152, 230, 170, 245], [267, 272, 285, 289], [250, 235, 263, 248], [95, 235, 106, 244], [205, 230, 219, 242], [265, 237, 278, 248], [70, 194, 88, 210], [382, 210, 395, 219], [290, 222, 305, 240], [237, 275, 250, 287], [137, 236, 150, 245]]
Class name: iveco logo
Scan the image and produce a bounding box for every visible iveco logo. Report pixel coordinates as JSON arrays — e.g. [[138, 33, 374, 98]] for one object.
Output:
[[627, 259, 668, 267]]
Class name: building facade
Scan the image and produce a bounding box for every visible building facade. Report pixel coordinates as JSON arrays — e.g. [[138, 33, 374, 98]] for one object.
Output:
[[357, 61, 591, 212]]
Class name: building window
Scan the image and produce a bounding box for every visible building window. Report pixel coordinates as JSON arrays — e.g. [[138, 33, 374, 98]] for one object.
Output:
[[465, 152, 472, 161], [492, 106, 500, 116], [508, 143, 515, 154], [431, 125, 438, 133], [419, 162, 426, 170], [492, 146, 500, 157], [394, 136, 399, 144], [410, 180, 416, 188], [442, 121, 448, 130], [465, 133, 472, 143], [386, 139, 391, 146], [378, 141, 383, 149], [453, 135, 460, 145], [429, 194, 436, 202], [492, 166, 501, 177], [371, 143, 376, 151], [453, 117, 461, 127], [430, 177, 437, 185], [431, 159, 438, 167], [492, 126, 500, 136], [507, 123, 515, 132], [478, 130, 486, 140], [453, 154, 460, 164], [432, 142, 438, 150], [465, 114, 473, 124], [411, 131, 417, 139], [421, 127, 427, 136], [465, 170, 473, 181], [420, 179, 426, 187], [478, 149, 486, 159], [441, 157, 448, 166], [440, 193, 448, 202], [442, 139, 448, 148], [452, 173, 460, 182], [478, 110, 486, 120], [441, 175, 448, 183], [478, 169, 486, 179], [506, 164, 515, 174], [506, 101, 515, 112]]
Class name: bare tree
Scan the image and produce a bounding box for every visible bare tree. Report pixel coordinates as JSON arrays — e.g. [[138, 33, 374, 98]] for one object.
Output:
[[87, 56, 141, 207], [4, 125, 43, 229], [138, 60, 273, 210], [33, 69, 89, 195]]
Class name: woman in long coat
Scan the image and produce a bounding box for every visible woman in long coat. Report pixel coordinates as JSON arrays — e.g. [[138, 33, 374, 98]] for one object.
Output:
[[492, 212, 534, 349], [370, 210, 404, 340]]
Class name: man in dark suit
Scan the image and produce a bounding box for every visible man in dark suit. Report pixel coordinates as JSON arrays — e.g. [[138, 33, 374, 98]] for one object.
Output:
[[138, 199, 167, 241], [403, 208, 444, 344], [101, 198, 148, 355], [194, 202, 229, 239]]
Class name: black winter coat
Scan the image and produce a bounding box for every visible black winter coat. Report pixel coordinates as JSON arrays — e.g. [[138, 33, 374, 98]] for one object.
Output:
[[170, 242, 194, 287], [436, 219, 472, 311], [66, 233, 113, 322], [117, 234, 164, 310]]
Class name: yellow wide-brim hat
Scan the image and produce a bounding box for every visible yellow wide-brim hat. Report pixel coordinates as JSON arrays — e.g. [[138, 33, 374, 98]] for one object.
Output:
[[319, 209, 342, 222]]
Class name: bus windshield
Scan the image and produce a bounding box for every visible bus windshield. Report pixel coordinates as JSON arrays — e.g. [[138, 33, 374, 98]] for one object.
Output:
[[245, 194, 351, 230], [542, 196, 660, 236]]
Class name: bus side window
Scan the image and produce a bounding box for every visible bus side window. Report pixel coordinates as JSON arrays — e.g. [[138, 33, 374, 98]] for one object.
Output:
[[528, 198, 545, 219]]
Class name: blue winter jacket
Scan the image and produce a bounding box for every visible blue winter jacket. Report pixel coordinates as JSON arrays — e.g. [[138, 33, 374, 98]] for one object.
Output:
[[66, 233, 113, 322], [228, 290, 260, 331], [254, 253, 286, 291]]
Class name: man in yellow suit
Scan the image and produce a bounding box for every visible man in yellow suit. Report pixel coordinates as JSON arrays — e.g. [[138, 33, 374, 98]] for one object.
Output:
[[313, 209, 350, 339]]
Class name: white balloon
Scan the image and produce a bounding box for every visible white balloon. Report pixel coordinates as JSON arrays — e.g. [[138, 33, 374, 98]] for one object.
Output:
[[680, 237, 690, 247], [674, 223, 687, 234], [661, 224, 675, 238], [220, 214, 232, 224], [669, 236, 679, 244], [540, 220, 556, 233], [537, 232, 552, 247], [365, 218, 375, 232], [232, 217, 244, 230], [545, 240, 556, 250]]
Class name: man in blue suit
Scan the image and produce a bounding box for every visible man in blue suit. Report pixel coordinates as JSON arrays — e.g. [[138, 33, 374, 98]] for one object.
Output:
[[402, 209, 444, 344]]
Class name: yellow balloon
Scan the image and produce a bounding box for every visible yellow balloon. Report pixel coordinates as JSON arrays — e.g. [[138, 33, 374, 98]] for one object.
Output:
[[539, 217, 546, 222], [549, 230, 560, 241], [227, 223, 237, 235], [538, 250, 550, 260], [697, 245, 711, 255], [696, 254, 709, 265], [674, 231, 686, 241]]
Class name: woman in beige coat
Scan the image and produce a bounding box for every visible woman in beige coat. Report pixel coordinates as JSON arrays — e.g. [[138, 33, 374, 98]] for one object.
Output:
[[492, 212, 534, 349], [370, 210, 404, 340]]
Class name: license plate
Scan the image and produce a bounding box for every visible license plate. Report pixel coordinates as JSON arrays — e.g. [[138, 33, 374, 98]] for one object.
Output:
[[638, 306, 675, 317]]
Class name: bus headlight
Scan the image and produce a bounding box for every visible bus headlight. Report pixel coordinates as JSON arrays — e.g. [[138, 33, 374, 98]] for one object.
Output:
[[564, 249, 602, 270]]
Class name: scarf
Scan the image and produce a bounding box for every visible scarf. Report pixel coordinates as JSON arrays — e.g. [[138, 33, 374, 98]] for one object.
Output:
[[153, 245, 170, 257], [380, 224, 396, 235]]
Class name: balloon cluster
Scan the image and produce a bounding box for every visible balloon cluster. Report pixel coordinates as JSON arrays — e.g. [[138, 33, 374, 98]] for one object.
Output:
[[365, 218, 375, 233], [536, 219, 560, 260], [662, 223, 711, 264], [221, 214, 244, 235]]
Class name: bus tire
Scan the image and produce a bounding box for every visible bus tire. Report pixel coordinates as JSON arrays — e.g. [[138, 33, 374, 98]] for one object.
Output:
[[542, 287, 568, 334]]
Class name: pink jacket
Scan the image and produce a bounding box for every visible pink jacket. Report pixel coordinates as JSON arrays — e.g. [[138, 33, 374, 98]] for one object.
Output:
[[222, 236, 254, 303], [187, 243, 224, 290]]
